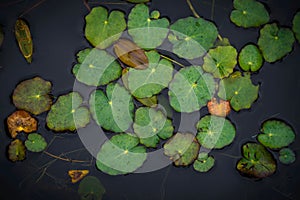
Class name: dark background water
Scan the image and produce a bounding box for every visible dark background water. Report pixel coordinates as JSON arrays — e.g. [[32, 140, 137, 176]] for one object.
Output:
[[0, 0, 300, 199]]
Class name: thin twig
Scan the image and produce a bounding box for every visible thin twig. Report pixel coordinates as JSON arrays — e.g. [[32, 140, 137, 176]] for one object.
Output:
[[83, 0, 91, 11], [160, 54, 185, 68], [0, 0, 24, 7], [43, 151, 91, 163], [218, 152, 240, 159], [19, 0, 47, 17], [89, 1, 128, 4], [210, 0, 215, 20], [186, 0, 200, 18]]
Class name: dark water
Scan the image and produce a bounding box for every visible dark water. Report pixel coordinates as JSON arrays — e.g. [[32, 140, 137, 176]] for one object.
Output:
[[0, 0, 300, 199]]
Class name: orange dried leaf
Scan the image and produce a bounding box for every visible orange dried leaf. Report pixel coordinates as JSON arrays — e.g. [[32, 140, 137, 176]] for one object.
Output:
[[207, 98, 231, 117], [68, 170, 89, 183]]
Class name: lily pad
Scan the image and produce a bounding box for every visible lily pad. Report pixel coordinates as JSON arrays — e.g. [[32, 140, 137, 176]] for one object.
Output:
[[133, 107, 174, 147], [12, 77, 52, 115], [238, 44, 263, 72], [230, 0, 269, 28], [78, 176, 105, 200], [128, 4, 169, 49], [279, 148, 296, 165], [203, 45, 238, 79], [168, 66, 216, 113], [293, 11, 300, 43], [193, 152, 215, 172], [207, 98, 231, 117], [218, 71, 259, 111], [72, 48, 122, 87], [237, 143, 276, 178], [157, 94, 173, 119], [164, 133, 200, 166], [46, 92, 90, 132], [24, 133, 47, 152], [15, 19, 33, 63], [89, 83, 134, 133], [127, 51, 173, 98], [85, 6, 126, 49], [136, 96, 157, 107], [96, 133, 147, 175], [8, 139, 26, 162], [258, 120, 295, 149], [168, 17, 218, 59], [258, 23, 295, 63], [68, 170, 89, 184], [196, 115, 236, 149]]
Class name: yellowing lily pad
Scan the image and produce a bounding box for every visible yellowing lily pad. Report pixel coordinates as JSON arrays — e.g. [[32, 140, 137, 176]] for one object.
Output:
[[193, 152, 215, 173], [78, 176, 105, 200], [279, 148, 296, 165], [8, 139, 26, 162], [68, 170, 89, 184], [238, 44, 263, 72], [25, 133, 47, 152], [15, 19, 33, 63]]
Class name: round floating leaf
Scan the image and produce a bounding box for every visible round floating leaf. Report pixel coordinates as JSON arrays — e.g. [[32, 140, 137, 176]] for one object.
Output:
[[8, 139, 26, 162], [25, 133, 47, 152], [78, 176, 105, 200], [72, 48, 122, 86], [196, 115, 236, 149], [96, 133, 147, 175], [237, 143, 276, 178], [46, 92, 90, 132], [293, 11, 300, 43], [89, 83, 134, 133], [238, 44, 263, 72], [85, 6, 126, 49], [168, 17, 218, 59], [207, 98, 231, 117], [164, 133, 200, 166], [12, 77, 52, 115], [203, 45, 238, 79], [133, 107, 174, 147], [258, 23, 295, 63], [279, 148, 296, 165], [218, 71, 259, 111], [193, 152, 215, 172], [168, 66, 216, 113], [127, 51, 173, 98], [230, 0, 269, 28], [128, 4, 169, 49], [258, 120, 295, 149]]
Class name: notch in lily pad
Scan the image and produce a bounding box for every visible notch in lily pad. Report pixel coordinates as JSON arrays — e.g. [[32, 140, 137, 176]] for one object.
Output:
[[25, 133, 47, 152], [193, 152, 215, 173]]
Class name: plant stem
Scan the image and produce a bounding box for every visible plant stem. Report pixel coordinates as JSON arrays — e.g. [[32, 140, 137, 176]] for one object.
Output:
[[83, 0, 91, 11], [186, 0, 200, 18], [19, 0, 47, 17], [44, 151, 91, 163], [160, 54, 185, 68]]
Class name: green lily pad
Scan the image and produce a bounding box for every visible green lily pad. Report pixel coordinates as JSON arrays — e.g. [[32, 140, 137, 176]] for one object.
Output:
[[237, 143, 276, 178], [127, 51, 173, 98], [168, 66, 216, 113], [0, 25, 3, 47], [164, 133, 200, 166], [238, 44, 263, 72], [258, 23, 295, 63], [72, 48, 122, 86], [258, 120, 295, 149], [8, 139, 26, 162], [203, 45, 238, 79], [133, 107, 174, 148], [25, 133, 47, 152], [12, 77, 52, 115], [168, 17, 218, 59], [89, 83, 134, 133], [193, 152, 215, 172], [78, 176, 106, 200], [196, 115, 236, 149], [85, 6, 126, 49], [293, 11, 300, 43], [230, 0, 269, 28], [96, 133, 147, 175], [279, 148, 296, 165], [128, 4, 169, 49], [218, 71, 259, 111], [46, 92, 90, 132]]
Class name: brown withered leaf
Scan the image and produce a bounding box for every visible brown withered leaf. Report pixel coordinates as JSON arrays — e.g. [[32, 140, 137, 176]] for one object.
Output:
[[68, 170, 89, 183], [207, 98, 231, 117], [15, 19, 33, 63]]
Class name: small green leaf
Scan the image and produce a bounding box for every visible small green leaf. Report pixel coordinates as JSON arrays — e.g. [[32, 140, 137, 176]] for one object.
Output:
[[293, 11, 300, 43], [78, 176, 106, 200], [25, 133, 47, 152], [8, 139, 26, 162], [15, 19, 33, 63], [193, 152, 215, 172], [238, 44, 263, 72], [279, 148, 296, 165], [258, 120, 295, 149]]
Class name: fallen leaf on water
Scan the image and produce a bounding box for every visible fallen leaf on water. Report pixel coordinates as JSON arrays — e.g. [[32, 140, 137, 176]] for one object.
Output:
[[207, 98, 231, 117], [8, 139, 26, 162], [68, 170, 89, 183], [15, 19, 33, 63]]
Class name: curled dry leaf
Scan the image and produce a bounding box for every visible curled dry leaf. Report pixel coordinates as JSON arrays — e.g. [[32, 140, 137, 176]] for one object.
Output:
[[7, 110, 37, 138], [68, 170, 89, 183], [207, 98, 231, 117], [15, 19, 33, 63]]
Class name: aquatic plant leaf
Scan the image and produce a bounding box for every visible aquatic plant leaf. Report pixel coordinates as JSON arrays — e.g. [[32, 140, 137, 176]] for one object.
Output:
[[164, 133, 200, 166], [157, 94, 173, 119], [193, 152, 215, 172], [133, 107, 174, 147], [68, 170, 89, 184], [168, 17, 218, 59], [207, 98, 231, 117], [15, 19, 33, 63], [136, 96, 157, 107], [0, 25, 3, 47], [128, 4, 169, 49], [237, 143, 276, 178], [127, 51, 173, 98], [7, 110, 37, 138], [127, 0, 150, 3], [168, 66, 216, 113], [238, 44, 263, 72], [12, 77, 52, 115], [46, 92, 90, 132], [24, 133, 47, 152], [214, 37, 231, 47], [279, 148, 296, 165], [8, 139, 26, 162], [96, 133, 147, 175], [258, 23, 295, 63], [218, 71, 259, 111], [293, 11, 300, 43], [203, 45, 237, 78], [89, 83, 134, 132], [85, 6, 126, 49], [78, 176, 105, 200], [258, 120, 295, 149], [196, 115, 236, 149], [72, 48, 122, 86], [230, 0, 269, 28]]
